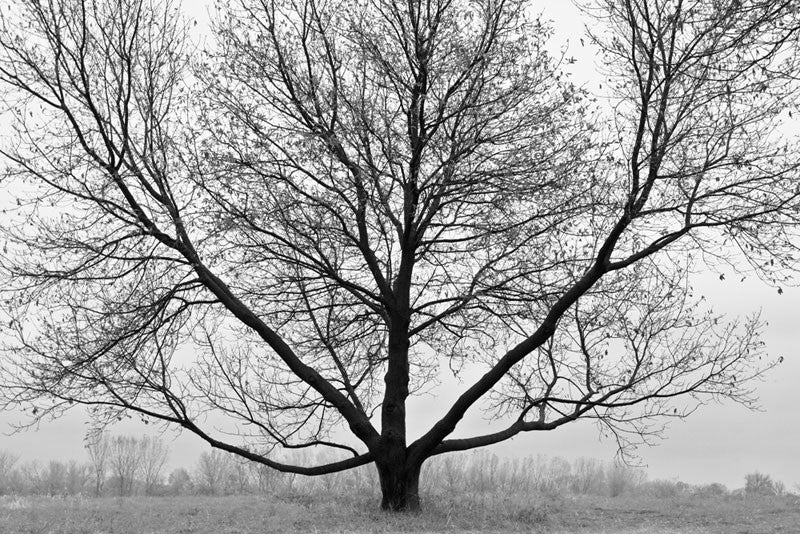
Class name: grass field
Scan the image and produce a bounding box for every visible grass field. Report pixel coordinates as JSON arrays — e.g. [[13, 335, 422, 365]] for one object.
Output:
[[1, 491, 798, 534]]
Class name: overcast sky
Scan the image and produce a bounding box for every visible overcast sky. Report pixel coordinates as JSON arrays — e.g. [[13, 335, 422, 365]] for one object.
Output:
[[0, 0, 798, 491]]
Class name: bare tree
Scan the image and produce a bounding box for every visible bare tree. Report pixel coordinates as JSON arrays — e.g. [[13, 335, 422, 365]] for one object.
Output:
[[139, 435, 169, 495], [109, 435, 141, 496], [14, 461, 42, 495], [1, 0, 799, 511], [42, 460, 67, 496], [229, 458, 252, 494], [64, 460, 89, 496], [0, 451, 18, 495], [570, 457, 606, 495], [195, 449, 232, 495], [167, 467, 193, 495], [85, 431, 109, 496]]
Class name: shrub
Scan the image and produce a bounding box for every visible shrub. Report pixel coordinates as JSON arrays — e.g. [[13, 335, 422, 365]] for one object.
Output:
[[745, 473, 780, 496], [640, 479, 685, 498], [606, 464, 646, 498], [695, 482, 728, 497]]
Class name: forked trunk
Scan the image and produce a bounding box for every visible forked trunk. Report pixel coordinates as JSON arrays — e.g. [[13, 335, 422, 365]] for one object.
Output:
[[377, 461, 422, 511]]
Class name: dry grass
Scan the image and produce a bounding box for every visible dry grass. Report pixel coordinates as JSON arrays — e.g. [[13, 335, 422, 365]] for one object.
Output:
[[0, 491, 798, 533]]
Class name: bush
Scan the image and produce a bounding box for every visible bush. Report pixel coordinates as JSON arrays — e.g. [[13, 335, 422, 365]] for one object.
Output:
[[606, 464, 646, 498], [745, 473, 781, 496], [640, 479, 686, 499], [695, 482, 728, 497]]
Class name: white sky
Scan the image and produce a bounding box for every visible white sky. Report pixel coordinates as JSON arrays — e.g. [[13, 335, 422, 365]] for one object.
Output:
[[0, 0, 798, 491]]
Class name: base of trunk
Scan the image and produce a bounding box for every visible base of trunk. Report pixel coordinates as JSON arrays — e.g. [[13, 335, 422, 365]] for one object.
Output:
[[378, 462, 422, 511]]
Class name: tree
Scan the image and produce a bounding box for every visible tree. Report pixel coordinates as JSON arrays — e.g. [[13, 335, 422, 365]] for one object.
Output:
[[64, 460, 89, 496], [195, 449, 233, 495], [85, 430, 110, 496], [745, 472, 782, 496], [0, 451, 19, 495], [167, 467, 193, 495], [109, 435, 141, 496], [139, 435, 170, 495], [0, 0, 799, 511]]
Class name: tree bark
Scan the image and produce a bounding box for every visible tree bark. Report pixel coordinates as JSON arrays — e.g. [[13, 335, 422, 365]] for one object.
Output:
[[377, 307, 416, 510], [376, 460, 422, 511]]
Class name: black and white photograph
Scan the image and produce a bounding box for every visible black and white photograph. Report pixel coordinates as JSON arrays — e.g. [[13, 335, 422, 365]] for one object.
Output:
[[0, 0, 799, 532]]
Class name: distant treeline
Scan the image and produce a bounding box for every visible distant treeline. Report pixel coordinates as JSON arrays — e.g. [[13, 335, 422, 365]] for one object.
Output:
[[0, 435, 789, 498]]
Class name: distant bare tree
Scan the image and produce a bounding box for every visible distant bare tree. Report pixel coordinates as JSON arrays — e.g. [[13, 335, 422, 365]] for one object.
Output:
[[195, 450, 232, 495], [1, 0, 799, 511], [64, 460, 89, 496], [167, 467, 193, 495], [42, 460, 67, 496], [85, 431, 110, 497], [139, 435, 169, 495], [570, 457, 606, 495], [17, 461, 43, 495], [0, 451, 18, 495], [229, 458, 252, 495], [250, 462, 282, 494], [109, 435, 141, 496]]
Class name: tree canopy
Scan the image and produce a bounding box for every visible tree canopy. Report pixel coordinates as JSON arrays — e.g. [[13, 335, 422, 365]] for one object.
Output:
[[1, 0, 799, 510]]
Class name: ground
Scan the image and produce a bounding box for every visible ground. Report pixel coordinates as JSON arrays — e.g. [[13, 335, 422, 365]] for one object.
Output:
[[0, 492, 797, 533]]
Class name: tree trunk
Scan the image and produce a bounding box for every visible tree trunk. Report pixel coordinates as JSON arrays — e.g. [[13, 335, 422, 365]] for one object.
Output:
[[377, 308, 417, 511], [377, 461, 422, 511]]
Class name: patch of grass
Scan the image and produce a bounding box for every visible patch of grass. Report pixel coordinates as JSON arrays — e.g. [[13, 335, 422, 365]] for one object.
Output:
[[551, 494, 800, 534], [0, 492, 798, 533]]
